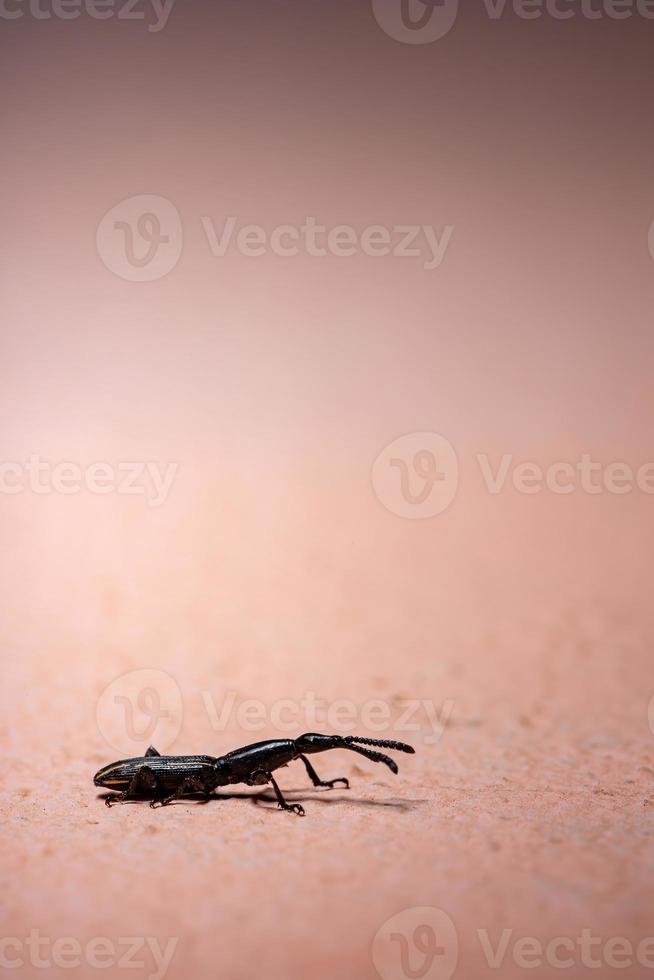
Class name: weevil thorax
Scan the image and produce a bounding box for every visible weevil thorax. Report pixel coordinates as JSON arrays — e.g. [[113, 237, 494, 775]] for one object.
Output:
[[211, 757, 231, 787]]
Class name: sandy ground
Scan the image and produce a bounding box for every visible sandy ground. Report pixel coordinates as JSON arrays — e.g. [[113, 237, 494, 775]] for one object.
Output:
[[2, 489, 654, 980]]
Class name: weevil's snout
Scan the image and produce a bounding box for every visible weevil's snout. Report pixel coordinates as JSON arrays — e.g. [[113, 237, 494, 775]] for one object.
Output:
[[295, 733, 341, 754]]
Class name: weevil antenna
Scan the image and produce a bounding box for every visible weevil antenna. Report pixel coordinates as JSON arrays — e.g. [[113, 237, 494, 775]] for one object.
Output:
[[337, 736, 415, 773], [339, 742, 399, 773], [344, 736, 415, 754]]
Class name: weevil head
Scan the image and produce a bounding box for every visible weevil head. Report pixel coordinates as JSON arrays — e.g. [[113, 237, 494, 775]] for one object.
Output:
[[93, 764, 108, 787], [93, 762, 123, 789], [295, 732, 341, 755]]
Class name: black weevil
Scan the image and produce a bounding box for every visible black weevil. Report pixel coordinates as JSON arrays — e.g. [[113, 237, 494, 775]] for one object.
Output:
[[94, 732, 415, 816]]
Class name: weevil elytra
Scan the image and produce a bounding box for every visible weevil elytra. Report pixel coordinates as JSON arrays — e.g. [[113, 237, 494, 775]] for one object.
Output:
[[94, 733, 415, 816]]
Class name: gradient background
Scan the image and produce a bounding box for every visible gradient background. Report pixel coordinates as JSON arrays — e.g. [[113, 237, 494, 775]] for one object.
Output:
[[2, 2, 654, 979]]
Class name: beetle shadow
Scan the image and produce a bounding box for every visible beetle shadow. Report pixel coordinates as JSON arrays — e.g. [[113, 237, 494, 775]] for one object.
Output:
[[97, 789, 426, 811], [96, 790, 246, 807], [250, 792, 424, 812]]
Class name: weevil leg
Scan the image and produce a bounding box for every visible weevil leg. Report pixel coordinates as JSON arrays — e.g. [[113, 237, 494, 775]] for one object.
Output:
[[156, 775, 213, 807], [145, 745, 161, 757], [105, 765, 163, 807], [264, 772, 305, 816], [298, 753, 349, 790]]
